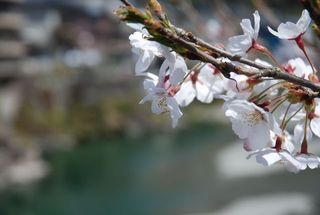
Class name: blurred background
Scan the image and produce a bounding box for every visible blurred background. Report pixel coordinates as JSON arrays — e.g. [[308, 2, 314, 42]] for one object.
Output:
[[0, 0, 319, 214]]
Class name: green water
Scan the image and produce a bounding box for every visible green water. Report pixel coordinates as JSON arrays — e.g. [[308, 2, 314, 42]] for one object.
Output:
[[0, 124, 319, 215], [0, 124, 234, 215]]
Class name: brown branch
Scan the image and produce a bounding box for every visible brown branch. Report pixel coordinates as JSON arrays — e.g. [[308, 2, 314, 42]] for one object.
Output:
[[117, 0, 320, 97], [172, 26, 268, 70], [120, 0, 133, 7], [253, 68, 320, 93], [155, 24, 320, 94]]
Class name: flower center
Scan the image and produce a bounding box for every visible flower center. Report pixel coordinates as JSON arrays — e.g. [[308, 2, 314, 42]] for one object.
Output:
[[244, 110, 264, 127], [158, 96, 169, 112]]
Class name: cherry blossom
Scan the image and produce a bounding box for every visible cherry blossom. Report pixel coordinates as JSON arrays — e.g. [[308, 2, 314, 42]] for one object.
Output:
[[129, 29, 169, 75], [119, 1, 320, 173], [175, 64, 225, 107], [286, 58, 312, 79], [228, 11, 260, 56], [138, 51, 188, 128], [139, 73, 182, 128], [224, 100, 278, 150], [223, 72, 251, 100], [267, 9, 311, 40], [250, 148, 302, 173], [247, 132, 303, 173], [223, 59, 280, 101], [268, 9, 315, 73], [160, 52, 188, 86]]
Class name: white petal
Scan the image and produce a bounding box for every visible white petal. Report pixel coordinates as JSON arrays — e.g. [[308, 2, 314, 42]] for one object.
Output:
[[151, 96, 165, 114], [246, 123, 270, 150], [288, 58, 312, 79], [159, 58, 169, 77], [277, 22, 300, 39], [295, 154, 308, 170], [268, 26, 282, 38], [198, 65, 225, 95], [143, 78, 157, 91], [297, 9, 311, 33], [296, 154, 320, 169], [167, 97, 183, 128], [129, 32, 144, 44], [135, 51, 154, 74], [294, 123, 304, 145], [294, 123, 312, 145], [195, 82, 214, 103], [169, 56, 187, 86], [255, 149, 281, 166], [228, 34, 252, 56], [174, 81, 196, 107], [240, 19, 254, 37], [253, 11, 260, 40], [224, 100, 269, 139], [283, 136, 295, 153], [310, 117, 320, 138], [280, 151, 302, 173], [268, 113, 282, 136]]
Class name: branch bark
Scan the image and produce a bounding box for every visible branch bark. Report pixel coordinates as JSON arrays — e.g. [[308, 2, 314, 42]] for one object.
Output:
[[154, 22, 320, 94], [117, 0, 320, 97]]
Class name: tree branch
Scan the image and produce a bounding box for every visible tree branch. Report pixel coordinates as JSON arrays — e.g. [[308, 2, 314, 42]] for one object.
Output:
[[120, 0, 133, 7], [172, 26, 268, 70], [117, 0, 320, 97]]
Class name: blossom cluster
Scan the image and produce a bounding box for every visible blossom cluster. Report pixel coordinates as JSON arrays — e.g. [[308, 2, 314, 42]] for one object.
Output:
[[126, 9, 320, 173]]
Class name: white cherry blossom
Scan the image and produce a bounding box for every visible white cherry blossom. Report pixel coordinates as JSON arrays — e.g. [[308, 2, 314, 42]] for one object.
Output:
[[223, 72, 251, 100], [286, 58, 312, 79], [128, 27, 169, 74], [139, 73, 182, 128], [247, 131, 302, 173], [249, 148, 302, 173], [121, 3, 320, 173], [244, 127, 292, 152], [223, 59, 279, 101], [228, 11, 260, 56], [160, 52, 188, 86], [139, 52, 187, 127], [175, 64, 225, 107], [268, 9, 311, 40], [224, 100, 277, 150]]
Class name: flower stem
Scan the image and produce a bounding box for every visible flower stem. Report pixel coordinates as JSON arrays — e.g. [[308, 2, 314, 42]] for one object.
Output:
[[180, 62, 203, 85], [282, 105, 304, 130], [271, 97, 287, 113], [301, 112, 309, 154], [253, 43, 284, 71], [280, 104, 292, 130], [249, 81, 285, 102], [295, 36, 316, 74]]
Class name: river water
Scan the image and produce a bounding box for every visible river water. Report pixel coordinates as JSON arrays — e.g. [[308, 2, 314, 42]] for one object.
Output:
[[0, 123, 319, 215]]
